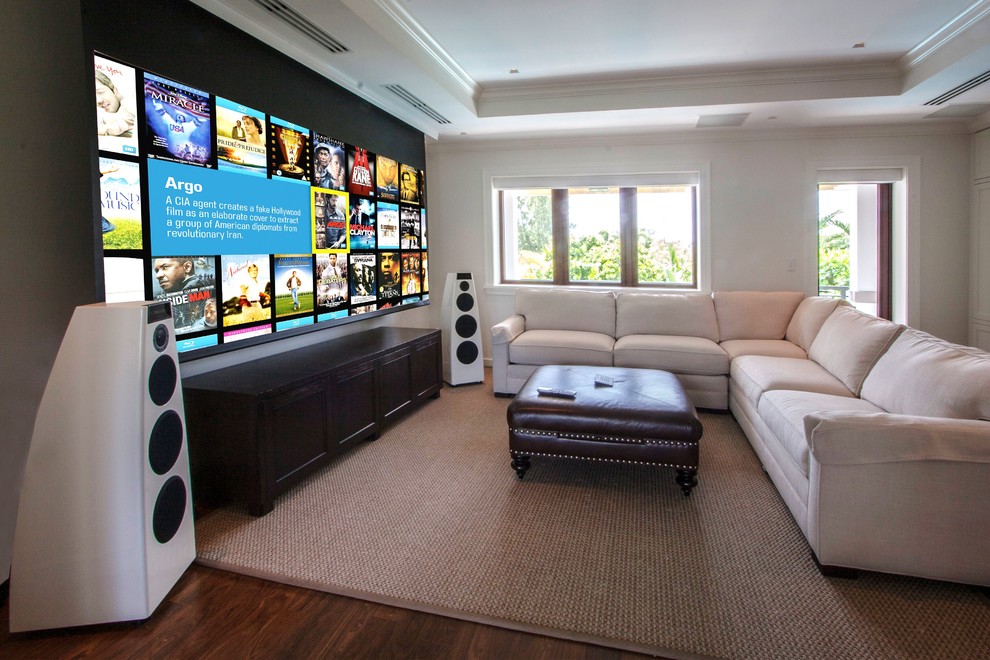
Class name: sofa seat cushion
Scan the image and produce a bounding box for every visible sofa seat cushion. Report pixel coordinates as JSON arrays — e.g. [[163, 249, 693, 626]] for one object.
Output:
[[509, 330, 614, 367], [758, 390, 884, 478], [613, 335, 728, 375], [720, 339, 807, 360], [860, 328, 990, 420], [731, 355, 854, 409]]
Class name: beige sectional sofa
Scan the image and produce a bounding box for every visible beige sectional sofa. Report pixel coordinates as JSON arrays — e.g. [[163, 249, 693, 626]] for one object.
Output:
[[491, 288, 990, 585]]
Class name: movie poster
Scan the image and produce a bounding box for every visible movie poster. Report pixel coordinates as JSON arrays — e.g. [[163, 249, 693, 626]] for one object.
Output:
[[376, 154, 399, 202], [274, 254, 313, 317], [312, 134, 346, 190], [144, 72, 212, 167], [151, 256, 217, 335], [349, 197, 376, 250], [347, 145, 375, 197], [400, 163, 419, 205], [421, 251, 429, 293], [420, 208, 428, 250], [418, 169, 427, 206], [316, 253, 348, 317], [94, 54, 138, 156], [220, 254, 272, 327], [401, 251, 421, 296], [216, 97, 266, 177], [378, 202, 399, 249], [400, 205, 421, 249], [313, 188, 348, 252], [349, 253, 376, 305], [378, 251, 401, 302], [269, 116, 310, 183], [99, 157, 142, 250]]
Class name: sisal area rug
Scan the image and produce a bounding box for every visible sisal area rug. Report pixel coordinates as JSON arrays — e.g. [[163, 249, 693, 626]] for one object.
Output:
[[195, 373, 990, 659]]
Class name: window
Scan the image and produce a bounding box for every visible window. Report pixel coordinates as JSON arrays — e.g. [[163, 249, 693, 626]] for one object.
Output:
[[499, 184, 698, 288]]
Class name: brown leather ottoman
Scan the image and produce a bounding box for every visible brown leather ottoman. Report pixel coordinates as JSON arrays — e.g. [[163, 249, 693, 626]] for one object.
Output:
[[507, 365, 703, 495]]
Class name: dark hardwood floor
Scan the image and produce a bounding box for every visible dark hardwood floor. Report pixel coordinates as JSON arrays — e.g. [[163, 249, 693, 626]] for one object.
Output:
[[0, 567, 658, 659]]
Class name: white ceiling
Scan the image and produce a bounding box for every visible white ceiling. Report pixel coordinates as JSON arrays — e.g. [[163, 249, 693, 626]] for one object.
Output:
[[192, 0, 990, 141]]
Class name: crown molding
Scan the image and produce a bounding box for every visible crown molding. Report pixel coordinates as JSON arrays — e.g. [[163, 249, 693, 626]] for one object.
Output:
[[476, 63, 903, 118], [339, 0, 480, 112], [901, 0, 990, 70], [425, 121, 971, 155]]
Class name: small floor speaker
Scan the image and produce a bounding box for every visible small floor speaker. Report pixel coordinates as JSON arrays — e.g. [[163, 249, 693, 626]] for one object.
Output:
[[10, 301, 195, 632], [441, 272, 484, 385]]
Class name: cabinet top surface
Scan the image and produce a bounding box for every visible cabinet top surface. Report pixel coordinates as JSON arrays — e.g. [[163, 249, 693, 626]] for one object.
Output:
[[181, 326, 439, 396]]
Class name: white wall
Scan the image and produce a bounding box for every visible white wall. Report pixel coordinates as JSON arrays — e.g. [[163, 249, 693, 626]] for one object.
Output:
[[424, 127, 972, 361]]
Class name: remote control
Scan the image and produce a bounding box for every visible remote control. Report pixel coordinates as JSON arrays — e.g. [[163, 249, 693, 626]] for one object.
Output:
[[594, 374, 614, 387], [537, 387, 577, 398]]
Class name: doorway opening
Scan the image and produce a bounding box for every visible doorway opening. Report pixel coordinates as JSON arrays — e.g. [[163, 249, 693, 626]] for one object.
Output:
[[817, 182, 893, 320]]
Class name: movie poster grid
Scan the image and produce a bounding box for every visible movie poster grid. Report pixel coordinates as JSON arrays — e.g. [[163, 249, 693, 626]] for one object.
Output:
[[94, 52, 429, 351]]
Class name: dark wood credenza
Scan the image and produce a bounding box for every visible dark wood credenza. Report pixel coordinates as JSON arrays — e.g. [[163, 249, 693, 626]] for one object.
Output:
[[181, 327, 442, 516]]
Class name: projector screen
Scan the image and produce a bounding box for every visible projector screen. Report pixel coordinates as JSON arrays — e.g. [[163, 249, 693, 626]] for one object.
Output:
[[95, 51, 429, 359]]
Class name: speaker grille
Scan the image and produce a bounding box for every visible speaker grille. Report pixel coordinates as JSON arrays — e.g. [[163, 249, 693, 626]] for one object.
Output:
[[149, 410, 183, 476], [456, 292, 474, 313], [148, 355, 177, 406], [455, 314, 478, 339], [456, 341, 479, 365], [153, 475, 187, 544]]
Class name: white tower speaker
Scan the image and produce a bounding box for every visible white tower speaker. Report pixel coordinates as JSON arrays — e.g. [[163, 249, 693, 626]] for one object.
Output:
[[10, 301, 195, 632], [441, 272, 484, 385]]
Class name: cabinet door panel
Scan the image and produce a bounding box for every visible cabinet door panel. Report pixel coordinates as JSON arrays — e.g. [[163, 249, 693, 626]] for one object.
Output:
[[380, 348, 413, 422], [411, 337, 442, 401], [333, 364, 378, 448], [267, 381, 331, 488]]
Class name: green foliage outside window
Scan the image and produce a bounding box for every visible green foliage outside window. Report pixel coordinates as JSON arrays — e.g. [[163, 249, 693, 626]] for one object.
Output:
[[509, 188, 695, 285], [818, 210, 850, 289]]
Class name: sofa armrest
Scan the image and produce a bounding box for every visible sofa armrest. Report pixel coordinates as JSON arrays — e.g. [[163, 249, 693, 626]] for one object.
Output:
[[492, 314, 526, 345], [804, 411, 990, 465]]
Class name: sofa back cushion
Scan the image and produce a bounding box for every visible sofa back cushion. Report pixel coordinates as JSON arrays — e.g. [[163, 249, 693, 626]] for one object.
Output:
[[713, 291, 805, 341], [785, 296, 843, 352], [515, 288, 616, 336], [808, 306, 903, 396], [615, 292, 718, 341], [861, 328, 990, 420]]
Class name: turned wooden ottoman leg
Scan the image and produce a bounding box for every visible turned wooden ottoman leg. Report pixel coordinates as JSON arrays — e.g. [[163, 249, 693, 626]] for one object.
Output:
[[511, 453, 531, 479], [676, 468, 698, 496]]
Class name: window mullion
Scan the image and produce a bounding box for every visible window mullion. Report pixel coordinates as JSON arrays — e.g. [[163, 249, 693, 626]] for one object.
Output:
[[619, 187, 637, 287], [552, 189, 569, 285]]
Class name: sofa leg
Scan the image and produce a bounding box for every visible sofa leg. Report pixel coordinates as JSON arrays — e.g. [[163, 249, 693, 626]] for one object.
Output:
[[812, 553, 859, 579]]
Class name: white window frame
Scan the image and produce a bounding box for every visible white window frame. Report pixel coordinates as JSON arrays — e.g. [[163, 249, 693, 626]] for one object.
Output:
[[483, 162, 711, 295]]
